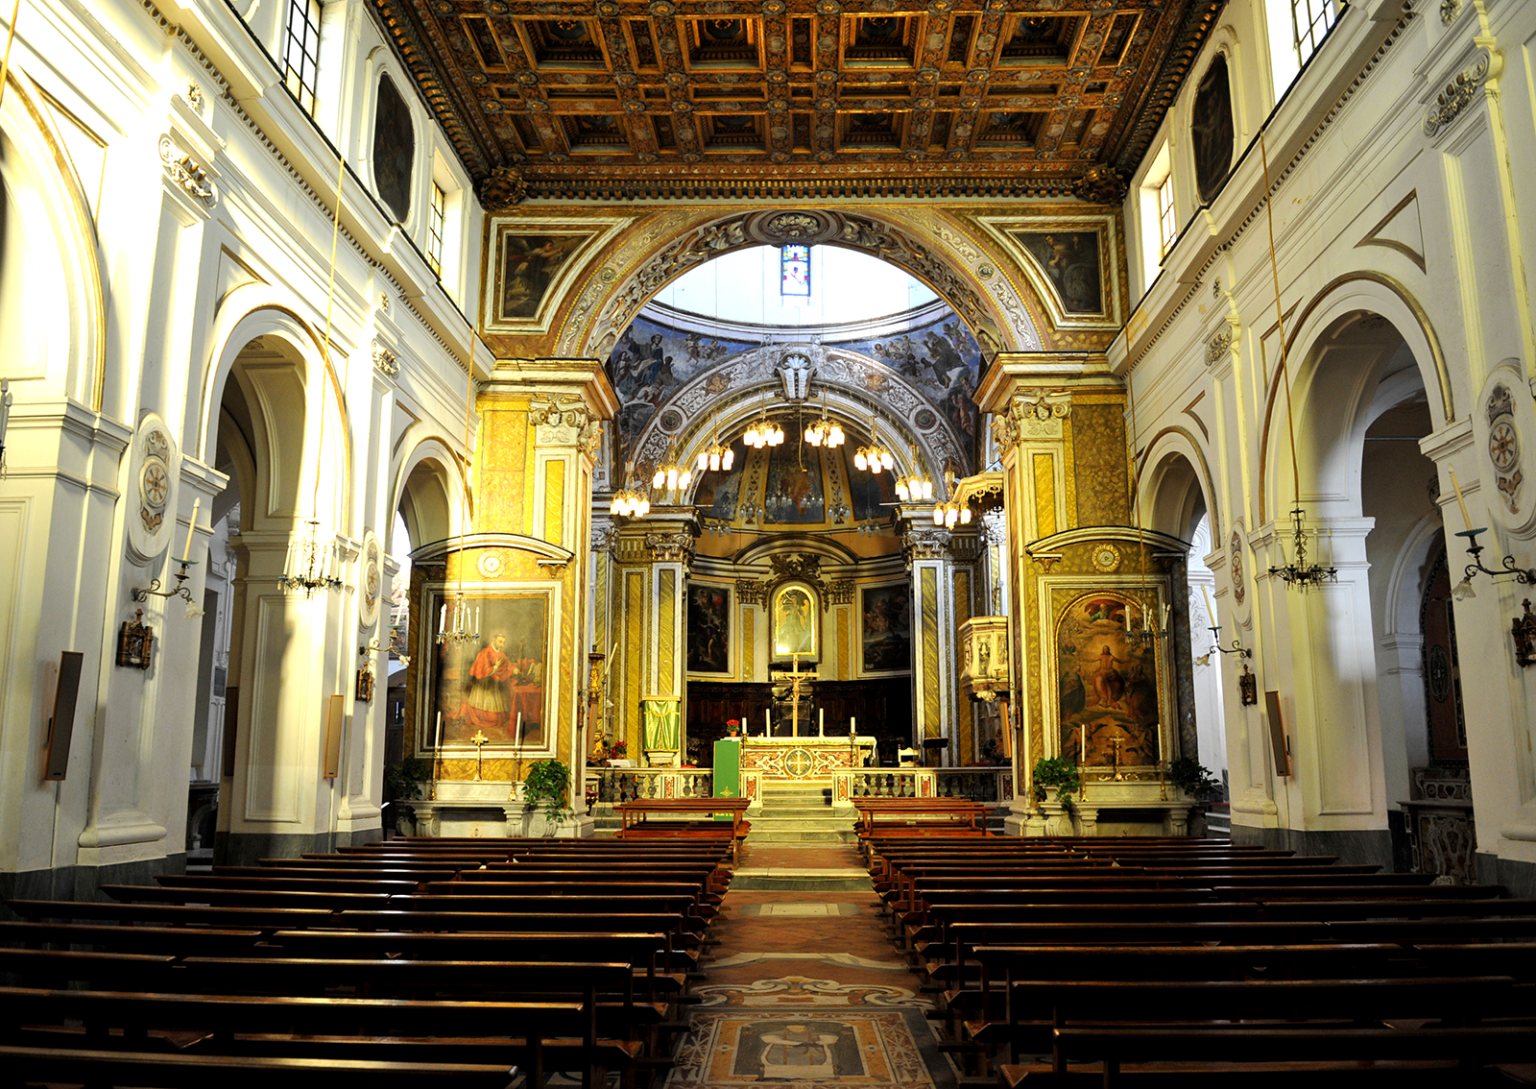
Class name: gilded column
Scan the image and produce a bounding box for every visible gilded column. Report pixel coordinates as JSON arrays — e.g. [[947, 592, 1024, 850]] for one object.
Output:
[[904, 525, 956, 763]]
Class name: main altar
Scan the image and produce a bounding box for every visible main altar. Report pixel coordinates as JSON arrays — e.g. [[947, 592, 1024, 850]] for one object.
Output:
[[739, 733, 878, 779]]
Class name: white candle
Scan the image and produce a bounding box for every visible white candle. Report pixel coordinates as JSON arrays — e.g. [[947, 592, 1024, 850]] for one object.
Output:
[[440, 603, 447, 630], [434, 711, 443, 752], [1201, 584, 1215, 626], [1449, 470, 1473, 531], [182, 498, 200, 563], [515, 712, 523, 746], [850, 715, 856, 735], [819, 707, 824, 731], [766, 708, 772, 734], [1124, 604, 1132, 632]]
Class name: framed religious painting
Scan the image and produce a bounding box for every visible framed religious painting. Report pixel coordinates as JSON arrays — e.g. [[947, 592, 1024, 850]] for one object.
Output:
[[770, 582, 818, 663], [481, 215, 633, 336], [419, 583, 560, 757], [972, 212, 1125, 330], [859, 582, 912, 676], [687, 582, 733, 675], [1044, 583, 1174, 773]]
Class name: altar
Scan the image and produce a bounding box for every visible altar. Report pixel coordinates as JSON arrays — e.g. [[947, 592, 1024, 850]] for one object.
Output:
[[739, 733, 877, 780]]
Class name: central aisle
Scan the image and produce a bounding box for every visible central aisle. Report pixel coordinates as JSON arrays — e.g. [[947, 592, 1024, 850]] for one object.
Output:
[[668, 843, 959, 1089]]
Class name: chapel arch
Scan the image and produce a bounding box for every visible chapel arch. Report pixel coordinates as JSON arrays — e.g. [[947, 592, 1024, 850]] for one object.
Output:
[[572, 208, 1042, 362]]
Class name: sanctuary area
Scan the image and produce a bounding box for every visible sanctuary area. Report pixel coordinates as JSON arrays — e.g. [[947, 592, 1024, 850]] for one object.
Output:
[[3, 0, 1536, 1082]]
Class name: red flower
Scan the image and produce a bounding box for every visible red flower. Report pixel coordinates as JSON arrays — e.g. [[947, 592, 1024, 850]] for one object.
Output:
[[726, 718, 740, 728]]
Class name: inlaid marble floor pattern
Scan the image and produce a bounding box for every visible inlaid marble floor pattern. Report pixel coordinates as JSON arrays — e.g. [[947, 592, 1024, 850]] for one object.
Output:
[[667, 843, 957, 1089]]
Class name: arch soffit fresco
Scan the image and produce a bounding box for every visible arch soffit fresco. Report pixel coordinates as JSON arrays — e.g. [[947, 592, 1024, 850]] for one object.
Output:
[[1256, 273, 1454, 526], [541, 207, 1053, 361], [631, 344, 968, 490]]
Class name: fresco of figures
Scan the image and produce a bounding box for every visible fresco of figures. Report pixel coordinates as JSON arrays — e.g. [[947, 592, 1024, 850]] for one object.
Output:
[[606, 310, 984, 469]]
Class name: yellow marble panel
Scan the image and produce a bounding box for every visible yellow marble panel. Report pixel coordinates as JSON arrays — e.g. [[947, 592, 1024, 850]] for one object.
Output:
[[741, 608, 754, 681], [837, 606, 849, 680], [625, 571, 645, 753], [1033, 453, 1056, 538], [954, 569, 972, 761], [543, 459, 566, 546], [921, 567, 940, 739], [658, 569, 676, 697]]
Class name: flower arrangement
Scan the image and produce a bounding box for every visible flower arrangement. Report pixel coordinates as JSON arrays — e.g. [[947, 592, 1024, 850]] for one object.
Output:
[[726, 718, 741, 735], [610, 740, 628, 758]]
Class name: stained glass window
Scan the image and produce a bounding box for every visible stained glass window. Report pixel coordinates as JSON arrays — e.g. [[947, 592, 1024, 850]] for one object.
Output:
[[780, 245, 811, 298]]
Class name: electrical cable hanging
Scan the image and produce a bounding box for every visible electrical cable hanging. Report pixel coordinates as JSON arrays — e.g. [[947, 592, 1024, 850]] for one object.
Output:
[[1260, 129, 1336, 590], [280, 154, 348, 597], [437, 333, 480, 645]]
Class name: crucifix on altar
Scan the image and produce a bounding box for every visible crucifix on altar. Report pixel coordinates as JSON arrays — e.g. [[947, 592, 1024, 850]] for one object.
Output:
[[469, 730, 489, 782], [769, 652, 818, 738]]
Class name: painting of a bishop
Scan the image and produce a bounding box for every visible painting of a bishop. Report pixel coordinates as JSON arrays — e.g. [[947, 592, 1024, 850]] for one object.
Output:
[[437, 595, 547, 747]]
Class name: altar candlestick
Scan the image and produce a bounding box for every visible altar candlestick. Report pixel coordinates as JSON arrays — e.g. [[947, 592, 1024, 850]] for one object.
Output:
[[1449, 470, 1473, 531], [182, 498, 200, 563], [515, 712, 523, 747]]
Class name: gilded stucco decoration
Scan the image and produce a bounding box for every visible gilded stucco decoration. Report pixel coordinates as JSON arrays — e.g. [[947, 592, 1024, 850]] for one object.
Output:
[[1423, 52, 1490, 138], [371, 0, 1223, 203], [1486, 383, 1523, 515], [127, 413, 179, 563]]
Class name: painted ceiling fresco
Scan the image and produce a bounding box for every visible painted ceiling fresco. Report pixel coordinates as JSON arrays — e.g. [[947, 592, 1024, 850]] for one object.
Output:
[[607, 306, 985, 480], [372, 0, 1222, 203]]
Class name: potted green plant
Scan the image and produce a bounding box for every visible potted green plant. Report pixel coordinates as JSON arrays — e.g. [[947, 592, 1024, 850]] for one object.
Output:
[[384, 755, 433, 800], [1031, 755, 1082, 805], [1167, 756, 1222, 801], [523, 758, 572, 836]]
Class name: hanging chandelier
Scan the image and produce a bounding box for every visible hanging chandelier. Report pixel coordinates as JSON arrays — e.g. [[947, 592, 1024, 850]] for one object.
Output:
[[894, 447, 933, 502], [743, 410, 784, 449], [1268, 507, 1337, 589], [283, 153, 348, 598], [694, 439, 735, 474], [436, 591, 479, 645], [854, 410, 893, 473], [651, 446, 693, 493], [279, 518, 343, 596], [610, 461, 651, 518], [805, 394, 845, 449], [933, 472, 973, 527]]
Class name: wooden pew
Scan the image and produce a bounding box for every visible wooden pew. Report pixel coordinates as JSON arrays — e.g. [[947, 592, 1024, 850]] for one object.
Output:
[[853, 798, 990, 838]]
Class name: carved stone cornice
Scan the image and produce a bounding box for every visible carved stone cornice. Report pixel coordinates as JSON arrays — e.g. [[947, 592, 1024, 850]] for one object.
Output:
[[903, 526, 954, 566], [736, 578, 767, 607], [645, 531, 696, 566], [828, 579, 855, 606]]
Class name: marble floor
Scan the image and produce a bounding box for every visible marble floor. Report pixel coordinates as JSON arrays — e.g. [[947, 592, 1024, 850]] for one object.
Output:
[[666, 843, 958, 1089]]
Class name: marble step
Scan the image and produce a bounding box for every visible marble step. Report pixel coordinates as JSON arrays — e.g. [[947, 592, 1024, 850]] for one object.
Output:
[[749, 815, 856, 830], [746, 828, 860, 844], [730, 866, 872, 891]]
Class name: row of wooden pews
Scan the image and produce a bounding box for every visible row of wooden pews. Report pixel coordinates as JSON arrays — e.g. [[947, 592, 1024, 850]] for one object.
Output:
[[1, 834, 732, 1088], [865, 833, 1536, 1086]]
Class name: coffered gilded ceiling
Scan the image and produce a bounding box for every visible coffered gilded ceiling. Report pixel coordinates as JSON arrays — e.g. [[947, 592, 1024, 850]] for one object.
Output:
[[372, 0, 1221, 203]]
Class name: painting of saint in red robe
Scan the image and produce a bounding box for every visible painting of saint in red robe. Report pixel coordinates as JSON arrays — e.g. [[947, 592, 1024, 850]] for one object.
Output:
[[436, 595, 547, 747]]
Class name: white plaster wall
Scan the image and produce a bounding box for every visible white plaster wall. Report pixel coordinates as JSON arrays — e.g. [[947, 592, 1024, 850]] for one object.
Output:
[[0, 0, 485, 881], [1113, 0, 1536, 870]]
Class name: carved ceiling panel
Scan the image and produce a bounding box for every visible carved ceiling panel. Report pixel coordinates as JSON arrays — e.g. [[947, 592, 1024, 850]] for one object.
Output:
[[372, 0, 1221, 202]]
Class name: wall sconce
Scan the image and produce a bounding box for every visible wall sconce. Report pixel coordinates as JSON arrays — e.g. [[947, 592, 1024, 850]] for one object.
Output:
[[1450, 527, 1536, 598]]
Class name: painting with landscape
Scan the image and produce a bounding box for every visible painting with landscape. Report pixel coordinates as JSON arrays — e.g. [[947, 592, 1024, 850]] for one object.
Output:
[[1054, 593, 1161, 767], [432, 594, 548, 748]]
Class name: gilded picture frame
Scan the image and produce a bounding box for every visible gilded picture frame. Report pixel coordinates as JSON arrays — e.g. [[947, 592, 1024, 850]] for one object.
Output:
[[481, 215, 632, 336], [770, 582, 819, 663]]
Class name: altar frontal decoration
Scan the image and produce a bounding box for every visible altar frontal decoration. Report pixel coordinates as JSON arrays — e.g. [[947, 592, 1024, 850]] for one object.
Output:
[[643, 696, 682, 758]]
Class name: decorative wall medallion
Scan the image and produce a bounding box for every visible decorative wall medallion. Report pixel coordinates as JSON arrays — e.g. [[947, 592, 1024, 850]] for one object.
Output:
[[914, 408, 937, 431], [478, 553, 505, 578], [1090, 543, 1121, 572], [659, 409, 684, 431], [358, 531, 384, 629], [139, 434, 171, 534], [1440, 0, 1461, 24], [1229, 528, 1246, 606], [1487, 383, 1523, 514], [705, 373, 733, 395], [1424, 53, 1490, 137], [763, 212, 823, 239]]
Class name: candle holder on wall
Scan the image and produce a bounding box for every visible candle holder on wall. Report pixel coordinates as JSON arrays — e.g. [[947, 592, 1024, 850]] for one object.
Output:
[[1450, 528, 1536, 597], [133, 559, 198, 608]]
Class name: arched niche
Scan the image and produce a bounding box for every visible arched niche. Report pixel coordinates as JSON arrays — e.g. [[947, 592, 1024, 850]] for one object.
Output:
[[0, 67, 105, 410], [198, 294, 351, 534], [391, 437, 462, 554]]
